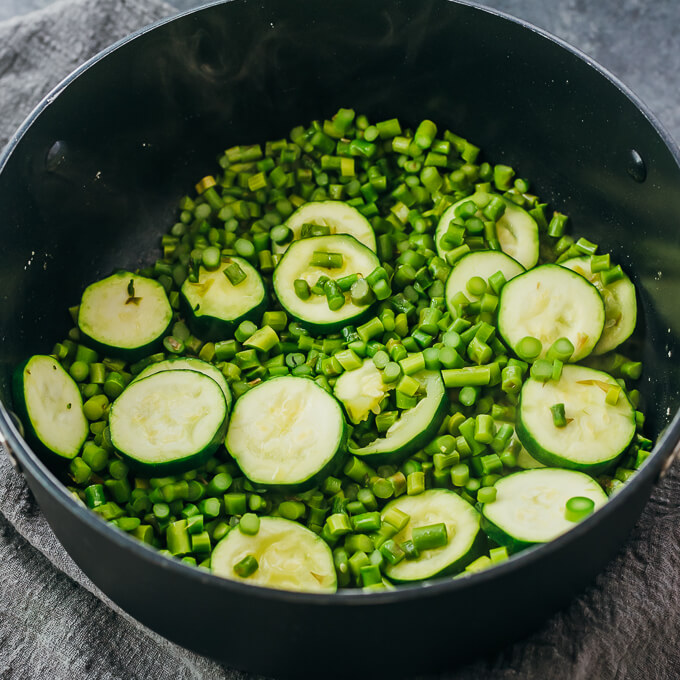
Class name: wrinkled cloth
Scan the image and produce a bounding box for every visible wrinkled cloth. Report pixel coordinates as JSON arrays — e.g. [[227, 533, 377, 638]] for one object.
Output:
[[1, 1, 680, 678]]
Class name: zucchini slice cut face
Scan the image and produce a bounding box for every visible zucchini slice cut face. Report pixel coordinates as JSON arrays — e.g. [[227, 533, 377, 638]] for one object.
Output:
[[498, 264, 605, 362], [78, 271, 172, 361], [445, 250, 524, 314], [12, 355, 88, 459], [211, 517, 337, 593], [348, 370, 446, 465], [273, 234, 380, 333], [517, 365, 636, 473], [436, 192, 539, 269], [382, 490, 483, 582], [333, 358, 394, 424], [180, 256, 266, 341], [109, 369, 227, 475], [133, 356, 232, 414], [559, 256, 637, 355], [275, 200, 377, 254], [226, 376, 346, 490], [482, 468, 608, 552]]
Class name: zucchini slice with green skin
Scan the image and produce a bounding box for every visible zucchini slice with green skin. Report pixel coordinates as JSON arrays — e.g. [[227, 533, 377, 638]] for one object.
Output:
[[481, 468, 608, 552], [133, 357, 232, 414], [180, 256, 266, 341], [12, 355, 88, 460], [211, 517, 337, 593], [274, 200, 377, 254], [348, 370, 446, 465], [78, 271, 172, 361], [516, 364, 636, 474], [272, 234, 380, 333], [226, 376, 347, 491], [497, 264, 605, 362], [444, 250, 524, 315], [109, 369, 228, 475], [382, 489, 484, 582], [515, 446, 546, 469], [333, 358, 394, 424], [559, 256, 637, 355], [435, 192, 539, 269]]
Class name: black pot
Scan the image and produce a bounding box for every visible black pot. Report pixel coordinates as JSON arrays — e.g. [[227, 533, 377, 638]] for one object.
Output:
[[1, 0, 679, 676]]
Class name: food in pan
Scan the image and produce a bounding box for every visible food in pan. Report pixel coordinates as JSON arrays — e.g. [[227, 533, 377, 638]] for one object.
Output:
[[13, 108, 651, 591]]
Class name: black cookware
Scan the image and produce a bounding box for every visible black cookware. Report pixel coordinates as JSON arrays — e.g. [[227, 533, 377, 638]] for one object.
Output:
[[1, 0, 679, 676]]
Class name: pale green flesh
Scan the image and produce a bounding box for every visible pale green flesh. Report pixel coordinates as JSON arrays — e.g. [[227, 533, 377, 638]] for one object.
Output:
[[273, 234, 380, 326], [133, 357, 232, 414], [78, 272, 171, 350], [498, 264, 605, 361], [559, 256, 637, 355], [109, 370, 226, 464], [274, 200, 377, 254], [445, 250, 524, 312], [212, 517, 336, 592], [516, 446, 546, 469], [383, 490, 481, 581], [334, 359, 394, 424], [519, 365, 636, 466], [348, 370, 444, 456], [181, 256, 264, 322], [436, 193, 539, 269], [226, 376, 344, 486], [483, 468, 608, 544], [22, 355, 88, 458]]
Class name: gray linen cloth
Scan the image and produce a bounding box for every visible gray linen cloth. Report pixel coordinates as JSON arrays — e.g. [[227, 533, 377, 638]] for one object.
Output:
[[1, 1, 680, 678]]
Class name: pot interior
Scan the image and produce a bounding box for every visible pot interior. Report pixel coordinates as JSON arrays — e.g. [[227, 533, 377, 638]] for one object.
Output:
[[1, 0, 679, 541]]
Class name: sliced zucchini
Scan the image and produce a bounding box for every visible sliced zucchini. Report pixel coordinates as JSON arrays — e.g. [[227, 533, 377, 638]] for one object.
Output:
[[274, 200, 377, 254], [444, 250, 524, 314], [226, 376, 346, 491], [481, 468, 608, 552], [382, 489, 483, 581], [516, 446, 546, 469], [559, 256, 637, 355], [211, 517, 336, 593], [497, 264, 605, 361], [133, 357, 232, 414], [436, 192, 539, 269], [12, 355, 88, 459], [78, 271, 172, 361], [273, 234, 380, 333], [109, 369, 227, 475], [333, 358, 394, 424], [517, 365, 636, 474], [348, 370, 446, 465], [180, 256, 266, 341]]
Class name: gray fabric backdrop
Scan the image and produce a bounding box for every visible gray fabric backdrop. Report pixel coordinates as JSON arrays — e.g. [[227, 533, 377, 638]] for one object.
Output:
[[1, 1, 679, 678]]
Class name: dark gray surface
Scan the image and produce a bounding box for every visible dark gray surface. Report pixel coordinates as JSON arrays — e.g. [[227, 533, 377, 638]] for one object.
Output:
[[1, 1, 680, 679]]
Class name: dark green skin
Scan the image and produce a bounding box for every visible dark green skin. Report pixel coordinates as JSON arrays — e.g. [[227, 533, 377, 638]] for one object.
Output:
[[515, 383, 633, 476], [11, 356, 87, 461], [179, 288, 268, 342], [276, 294, 376, 335], [78, 323, 171, 364], [226, 377, 348, 492], [111, 413, 229, 477], [349, 389, 448, 467], [231, 422, 349, 494], [480, 514, 535, 555], [387, 505, 486, 582]]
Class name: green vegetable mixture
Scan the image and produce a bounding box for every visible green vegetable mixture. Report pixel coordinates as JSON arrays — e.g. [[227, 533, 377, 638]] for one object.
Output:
[[13, 108, 653, 592]]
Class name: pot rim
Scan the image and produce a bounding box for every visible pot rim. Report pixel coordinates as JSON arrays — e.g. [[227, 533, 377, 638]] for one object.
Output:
[[1, 0, 679, 607]]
